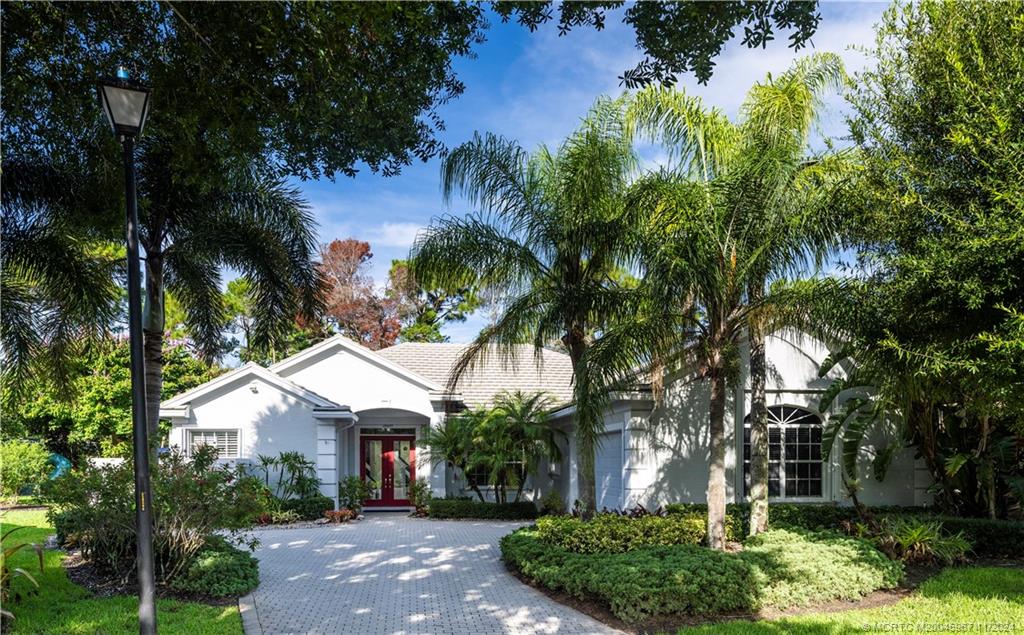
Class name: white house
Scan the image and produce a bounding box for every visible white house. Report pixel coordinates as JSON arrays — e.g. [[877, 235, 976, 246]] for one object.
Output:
[[161, 332, 932, 510]]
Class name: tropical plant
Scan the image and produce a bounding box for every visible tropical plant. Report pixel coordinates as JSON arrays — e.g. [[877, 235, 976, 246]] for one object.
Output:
[[408, 477, 433, 514], [338, 476, 372, 513], [419, 411, 483, 500], [420, 392, 563, 504], [474, 391, 563, 503], [0, 520, 44, 621], [0, 161, 120, 400], [411, 98, 641, 515], [829, 0, 1024, 520], [584, 54, 852, 548], [271, 451, 320, 499]]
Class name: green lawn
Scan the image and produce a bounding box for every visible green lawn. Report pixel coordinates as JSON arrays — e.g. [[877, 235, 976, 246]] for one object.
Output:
[[1, 509, 242, 634], [676, 566, 1024, 634]]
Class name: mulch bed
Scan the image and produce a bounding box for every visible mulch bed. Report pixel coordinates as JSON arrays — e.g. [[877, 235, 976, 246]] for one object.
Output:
[[63, 550, 237, 606], [508, 559, 1024, 635]]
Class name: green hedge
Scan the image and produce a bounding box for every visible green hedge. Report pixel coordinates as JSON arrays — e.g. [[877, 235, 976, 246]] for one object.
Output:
[[536, 513, 737, 553], [924, 516, 1024, 558], [663, 502, 1024, 558], [280, 495, 334, 521], [427, 499, 537, 520], [169, 537, 259, 598], [501, 527, 902, 624]]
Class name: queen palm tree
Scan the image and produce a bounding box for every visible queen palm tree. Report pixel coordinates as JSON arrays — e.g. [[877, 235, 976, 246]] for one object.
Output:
[[589, 53, 852, 549], [410, 98, 640, 516]]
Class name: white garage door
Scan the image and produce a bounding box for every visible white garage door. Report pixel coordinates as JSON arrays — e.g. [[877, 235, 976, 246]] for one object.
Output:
[[595, 431, 623, 511]]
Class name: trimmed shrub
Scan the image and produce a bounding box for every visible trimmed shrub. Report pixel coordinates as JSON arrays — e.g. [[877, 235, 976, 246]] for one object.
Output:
[[536, 513, 737, 553], [279, 495, 334, 521], [501, 527, 902, 624], [170, 537, 259, 598], [901, 515, 1024, 558], [428, 499, 537, 520], [741, 529, 903, 609], [0, 439, 50, 496]]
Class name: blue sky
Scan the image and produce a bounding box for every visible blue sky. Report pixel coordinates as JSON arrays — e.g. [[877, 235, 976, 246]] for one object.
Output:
[[292, 2, 888, 343]]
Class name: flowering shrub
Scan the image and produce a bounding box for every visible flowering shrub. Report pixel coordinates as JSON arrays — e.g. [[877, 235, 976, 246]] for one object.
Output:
[[43, 445, 264, 586]]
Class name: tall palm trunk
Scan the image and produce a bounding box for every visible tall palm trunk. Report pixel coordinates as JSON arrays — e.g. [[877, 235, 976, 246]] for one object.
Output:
[[143, 255, 165, 447], [565, 329, 597, 518], [707, 351, 729, 550], [748, 283, 769, 535]]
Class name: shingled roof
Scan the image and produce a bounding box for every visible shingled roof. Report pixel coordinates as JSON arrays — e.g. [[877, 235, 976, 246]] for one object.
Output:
[[377, 343, 574, 408]]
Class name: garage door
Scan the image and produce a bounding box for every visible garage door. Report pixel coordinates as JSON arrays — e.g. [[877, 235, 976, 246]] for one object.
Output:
[[595, 431, 623, 511]]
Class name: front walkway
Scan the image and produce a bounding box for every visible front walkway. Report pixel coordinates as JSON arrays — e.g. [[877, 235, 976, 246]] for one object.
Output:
[[239, 513, 621, 635]]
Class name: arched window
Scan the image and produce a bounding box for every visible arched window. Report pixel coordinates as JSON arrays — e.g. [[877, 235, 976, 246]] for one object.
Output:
[[743, 405, 823, 498]]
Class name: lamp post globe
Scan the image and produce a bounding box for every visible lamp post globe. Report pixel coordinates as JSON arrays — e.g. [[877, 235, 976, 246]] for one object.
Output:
[[98, 66, 157, 635]]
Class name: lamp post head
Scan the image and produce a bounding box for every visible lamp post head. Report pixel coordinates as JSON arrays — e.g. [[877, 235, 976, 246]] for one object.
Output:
[[98, 70, 151, 138]]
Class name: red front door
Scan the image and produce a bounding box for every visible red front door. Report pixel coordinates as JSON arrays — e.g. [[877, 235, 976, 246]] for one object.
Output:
[[361, 435, 415, 507]]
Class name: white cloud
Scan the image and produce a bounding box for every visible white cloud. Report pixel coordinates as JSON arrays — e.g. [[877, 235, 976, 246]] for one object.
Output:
[[365, 222, 424, 249]]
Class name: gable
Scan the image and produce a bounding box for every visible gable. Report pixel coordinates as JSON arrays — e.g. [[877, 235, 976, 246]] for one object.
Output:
[[162, 362, 340, 410], [269, 336, 441, 415]]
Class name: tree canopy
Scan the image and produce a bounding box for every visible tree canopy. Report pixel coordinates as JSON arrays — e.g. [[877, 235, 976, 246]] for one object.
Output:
[[832, 0, 1024, 516], [494, 1, 822, 86]]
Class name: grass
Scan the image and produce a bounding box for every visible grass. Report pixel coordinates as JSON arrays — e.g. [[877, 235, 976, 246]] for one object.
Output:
[[675, 566, 1024, 634], [1, 509, 242, 634], [0, 494, 44, 508]]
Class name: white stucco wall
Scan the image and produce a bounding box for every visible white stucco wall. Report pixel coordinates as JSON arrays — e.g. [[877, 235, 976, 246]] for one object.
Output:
[[556, 330, 931, 510], [166, 374, 329, 496], [274, 346, 436, 418]]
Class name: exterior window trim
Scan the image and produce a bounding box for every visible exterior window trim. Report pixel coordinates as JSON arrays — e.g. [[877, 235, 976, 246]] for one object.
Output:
[[742, 404, 826, 501], [187, 428, 241, 459]]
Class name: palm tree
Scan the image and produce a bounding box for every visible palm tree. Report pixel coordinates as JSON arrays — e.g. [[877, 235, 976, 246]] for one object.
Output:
[[1, 160, 120, 400], [135, 145, 324, 443], [1, 148, 325, 446], [488, 390, 563, 503], [589, 54, 852, 549], [410, 98, 640, 516], [725, 55, 851, 535], [418, 409, 488, 501]]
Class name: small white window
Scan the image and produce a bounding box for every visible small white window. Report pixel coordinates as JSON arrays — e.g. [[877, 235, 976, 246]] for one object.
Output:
[[188, 430, 240, 458]]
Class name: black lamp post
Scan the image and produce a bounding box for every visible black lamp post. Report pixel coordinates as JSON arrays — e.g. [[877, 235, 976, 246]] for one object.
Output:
[[98, 67, 157, 635]]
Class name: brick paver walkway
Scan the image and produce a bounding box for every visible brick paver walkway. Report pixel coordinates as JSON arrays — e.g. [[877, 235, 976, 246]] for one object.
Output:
[[239, 513, 621, 635]]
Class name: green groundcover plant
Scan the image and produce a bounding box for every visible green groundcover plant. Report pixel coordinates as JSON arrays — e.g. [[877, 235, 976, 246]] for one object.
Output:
[[502, 527, 903, 624], [664, 502, 1024, 558], [169, 537, 258, 599]]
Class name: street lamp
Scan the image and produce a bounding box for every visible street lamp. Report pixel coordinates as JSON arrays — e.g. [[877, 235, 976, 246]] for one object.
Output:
[[98, 67, 157, 635]]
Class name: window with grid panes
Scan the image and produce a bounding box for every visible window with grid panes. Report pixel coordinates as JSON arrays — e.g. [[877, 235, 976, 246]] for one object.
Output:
[[742, 405, 823, 498]]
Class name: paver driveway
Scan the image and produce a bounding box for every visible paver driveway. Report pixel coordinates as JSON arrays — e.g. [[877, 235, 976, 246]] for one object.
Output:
[[239, 513, 621, 635]]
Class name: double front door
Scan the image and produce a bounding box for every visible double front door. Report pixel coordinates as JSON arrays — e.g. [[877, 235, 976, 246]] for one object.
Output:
[[361, 435, 415, 507]]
